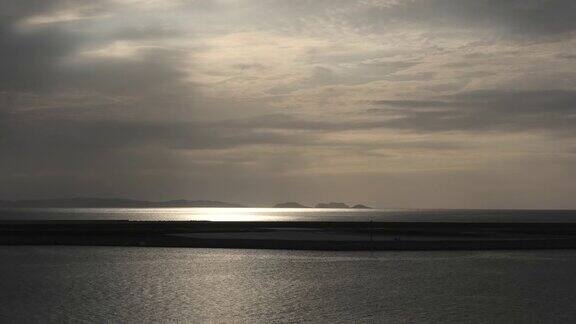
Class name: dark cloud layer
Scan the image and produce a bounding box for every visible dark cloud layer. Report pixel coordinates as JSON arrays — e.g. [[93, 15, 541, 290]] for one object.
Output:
[[372, 90, 576, 135], [393, 0, 576, 37], [0, 20, 75, 92], [295, 0, 576, 39]]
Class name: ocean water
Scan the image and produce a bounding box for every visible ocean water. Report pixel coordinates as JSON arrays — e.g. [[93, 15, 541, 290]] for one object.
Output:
[[2, 207, 576, 222], [1, 246, 576, 323]]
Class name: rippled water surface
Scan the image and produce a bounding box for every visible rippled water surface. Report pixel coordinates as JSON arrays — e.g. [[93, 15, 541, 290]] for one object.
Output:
[[1, 247, 576, 323]]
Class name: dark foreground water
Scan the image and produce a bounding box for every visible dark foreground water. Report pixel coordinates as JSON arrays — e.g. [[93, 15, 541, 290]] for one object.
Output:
[[1, 247, 576, 323]]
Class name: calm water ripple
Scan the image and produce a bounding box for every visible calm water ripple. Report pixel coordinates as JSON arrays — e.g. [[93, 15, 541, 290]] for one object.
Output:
[[1, 247, 576, 323]]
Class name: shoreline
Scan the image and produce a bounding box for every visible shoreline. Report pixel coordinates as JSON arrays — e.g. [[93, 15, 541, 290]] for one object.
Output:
[[2, 220, 576, 250]]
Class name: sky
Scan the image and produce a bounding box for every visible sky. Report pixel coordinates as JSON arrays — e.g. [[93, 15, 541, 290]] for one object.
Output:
[[1, 0, 576, 208]]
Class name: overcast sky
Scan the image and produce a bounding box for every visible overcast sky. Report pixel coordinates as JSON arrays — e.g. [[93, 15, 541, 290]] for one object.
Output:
[[2, 0, 576, 208]]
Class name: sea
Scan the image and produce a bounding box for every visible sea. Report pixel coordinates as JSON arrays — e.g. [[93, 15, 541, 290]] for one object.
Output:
[[2, 207, 576, 222], [1, 247, 576, 323], [2, 208, 576, 323]]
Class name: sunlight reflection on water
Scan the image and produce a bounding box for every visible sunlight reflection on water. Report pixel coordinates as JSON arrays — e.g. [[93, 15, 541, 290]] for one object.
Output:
[[2, 207, 576, 223]]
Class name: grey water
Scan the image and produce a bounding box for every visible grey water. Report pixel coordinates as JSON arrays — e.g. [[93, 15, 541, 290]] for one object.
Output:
[[2, 207, 576, 222], [1, 246, 576, 323], [3, 209, 576, 323]]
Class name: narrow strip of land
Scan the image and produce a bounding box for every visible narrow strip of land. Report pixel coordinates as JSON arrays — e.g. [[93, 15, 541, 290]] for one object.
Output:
[[2, 220, 576, 250]]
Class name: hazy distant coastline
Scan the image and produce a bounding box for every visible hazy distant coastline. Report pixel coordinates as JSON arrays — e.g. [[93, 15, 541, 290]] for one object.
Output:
[[0, 198, 244, 208], [0, 198, 372, 209]]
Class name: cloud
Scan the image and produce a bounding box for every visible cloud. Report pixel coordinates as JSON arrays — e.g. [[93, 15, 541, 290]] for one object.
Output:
[[371, 89, 576, 135], [338, 0, 576, 39], [0, 19, 77, 92], [2, 0, 576, 207]]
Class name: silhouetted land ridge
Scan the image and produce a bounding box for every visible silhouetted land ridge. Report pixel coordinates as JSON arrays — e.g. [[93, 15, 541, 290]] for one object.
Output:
[[0, 198, 244, 208], [0, 198, 372, 209], [273, 202, 310, 208], [314, 202, 371, 209], [2, 219, 576, 250]]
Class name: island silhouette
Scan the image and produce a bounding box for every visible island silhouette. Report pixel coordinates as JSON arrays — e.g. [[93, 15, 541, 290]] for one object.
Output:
[[0, 198, 372, 209], [273, 202, 311, 208], [314, 202, 371, 209]]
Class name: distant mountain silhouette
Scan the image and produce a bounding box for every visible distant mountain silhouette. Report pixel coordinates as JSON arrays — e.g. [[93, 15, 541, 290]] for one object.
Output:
[[155, 200, 244, 208], [273, 202, 310, 208], [0, 198, 244, 208], [0, 198, 373, 209], [352, 204, 372, 209], [315, 202, 350, 208]]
